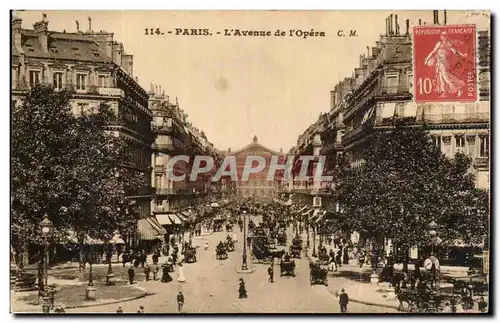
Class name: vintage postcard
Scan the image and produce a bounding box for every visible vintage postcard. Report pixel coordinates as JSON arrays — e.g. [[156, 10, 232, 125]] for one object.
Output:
[[10, 9, 490, 314]]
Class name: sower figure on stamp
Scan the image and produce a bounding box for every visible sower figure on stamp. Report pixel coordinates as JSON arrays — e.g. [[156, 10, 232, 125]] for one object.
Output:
[[424, 31, 467, 98]]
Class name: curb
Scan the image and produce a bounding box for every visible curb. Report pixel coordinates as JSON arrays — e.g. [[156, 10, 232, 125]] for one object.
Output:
[[61, 285, 148, 310], [305, 252, 402, 311]]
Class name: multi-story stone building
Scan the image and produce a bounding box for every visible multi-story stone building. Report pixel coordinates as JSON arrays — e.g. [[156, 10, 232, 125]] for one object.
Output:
[[223, 136, 285, 198], [342, 13, 490, 190], [11, 15, 155, 222], [149, 85, 227, 216]]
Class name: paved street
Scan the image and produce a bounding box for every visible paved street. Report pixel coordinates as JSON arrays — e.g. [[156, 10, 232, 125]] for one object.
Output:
[[65, 215, 397, 313]]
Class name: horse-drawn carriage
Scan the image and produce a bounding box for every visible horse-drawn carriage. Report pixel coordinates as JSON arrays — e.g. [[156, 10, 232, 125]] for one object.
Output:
[[289, 237, 302, 258], [280, 260, 296, 277], [184, 245, 198, 263], [309, 261, 328, 286], [216, 243, 228, 260], [252, 235, 285, 263], [213, 218, 225, 232], [277, 232, 287, 246], [225, 237, 235, 252]]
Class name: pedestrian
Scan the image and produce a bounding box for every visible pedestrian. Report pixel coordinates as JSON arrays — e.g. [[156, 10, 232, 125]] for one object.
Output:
[[144, 263, 151, 281], [152, 253, 159, 265], [204, 238, 209, 250], [122, 251, 129, 267], [268, 265, 274, 283], [358, 249, 366, 268], [127, 264, 135, 285], [153, 263, 160, 280], [177, 291, 185, 312], [233, 232, 238, 244], [339, 288, 349, 313], [161, 263, 173, 283], [238, 278, 248, 298], [116, 306, 123, 313], [137, 305, 145, 314], [177, 263, 186, 282], [478, 296, 488, 313], [140, 250, 147, 268]]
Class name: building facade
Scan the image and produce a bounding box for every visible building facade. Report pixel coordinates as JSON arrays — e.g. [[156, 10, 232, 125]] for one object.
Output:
[[149, 85, 230, 215], [11, 15, 155, 225], [342, 13, 490, 190], [224, 136, 285, 198]]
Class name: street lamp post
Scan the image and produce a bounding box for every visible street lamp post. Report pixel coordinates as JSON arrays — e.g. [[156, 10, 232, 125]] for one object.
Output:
[[106, 239, 116, 286], [242, 210, 248, 271], [40, 214, 52, 313], [427, 220, 440, 295], [312, 223, 317, 257], [85, 243, 96, 301]]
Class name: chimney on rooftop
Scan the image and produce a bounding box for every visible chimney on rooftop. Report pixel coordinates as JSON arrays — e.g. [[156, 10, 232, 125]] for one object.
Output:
[[389, 14, 394, 35], [149, 82, 154, 94], [88, 17, 92, 33], [395, 14, 400, 35], [385, 17, 390, 35], [112, 42, 123, 66], [433, 10, 439, 25], [12, 17, 22, 51], [405, 19, 410, 36], [121, 54, 134, 76], [33, 14, 49, 53], [419, 19, 422, 25], [444, 10, 447, 25]]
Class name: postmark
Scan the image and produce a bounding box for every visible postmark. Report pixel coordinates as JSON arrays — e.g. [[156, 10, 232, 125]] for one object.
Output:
[[412, 24, 477, 103]]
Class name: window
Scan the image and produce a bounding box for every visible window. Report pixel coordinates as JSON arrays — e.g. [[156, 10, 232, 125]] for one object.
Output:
[[407, 73, 414, 94], [76, 73, 86, 90], [480, 135, 489, 157], [455, 135, 465, 150], [29, 70, 40, 87], [53, 72, 63, 90], [77, 103, 89, 115], [386, 76, 399, 93], [98, 75, 109, 88], [166, 118, 173, 127]]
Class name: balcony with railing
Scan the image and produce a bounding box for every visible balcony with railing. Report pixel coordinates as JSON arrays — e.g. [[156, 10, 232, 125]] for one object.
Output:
[[375, 85, 412, 99], [419, 112, 490, 125], [12, 81, 125, 97]]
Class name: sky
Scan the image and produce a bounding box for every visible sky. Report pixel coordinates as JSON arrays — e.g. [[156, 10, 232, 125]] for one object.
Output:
[[14, 10, 489, 152]]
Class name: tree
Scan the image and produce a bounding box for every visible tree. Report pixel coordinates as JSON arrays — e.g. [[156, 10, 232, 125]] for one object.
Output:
[[336, 121, 489, 264], [12, 85, 144, 267], [12, 85, 78, 258]]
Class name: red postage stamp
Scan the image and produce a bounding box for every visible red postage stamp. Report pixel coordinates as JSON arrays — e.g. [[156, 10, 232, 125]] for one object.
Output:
[[413, 24, 477, 103]]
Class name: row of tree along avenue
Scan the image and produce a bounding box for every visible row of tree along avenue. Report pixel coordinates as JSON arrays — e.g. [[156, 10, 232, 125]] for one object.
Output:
[[12, 85, 143, 267], [330, 121, 489, 270]]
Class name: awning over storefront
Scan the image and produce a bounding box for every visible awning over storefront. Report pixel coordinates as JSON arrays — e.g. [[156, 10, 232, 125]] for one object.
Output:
[[138, 218, 164, 241], [148, 217, 167, 235], [65, 230, 104, 245], [156, 214, 173, 226], [109, 233, 125, 244], [314, 210, 327, 223], [177, 212, 189, 222], [298, 206, 308, 213], [168, 214, 183, 225], [309, 209, 322, 221], [302, 209, 313, 216]]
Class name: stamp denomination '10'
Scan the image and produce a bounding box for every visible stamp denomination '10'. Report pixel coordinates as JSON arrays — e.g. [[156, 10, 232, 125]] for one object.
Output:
[[413, 24, 477, 103]]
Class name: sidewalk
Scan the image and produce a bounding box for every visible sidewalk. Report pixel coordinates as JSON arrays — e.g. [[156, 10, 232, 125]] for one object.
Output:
[[295, 230, 480, 312], [11, 275, 147, 313]]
